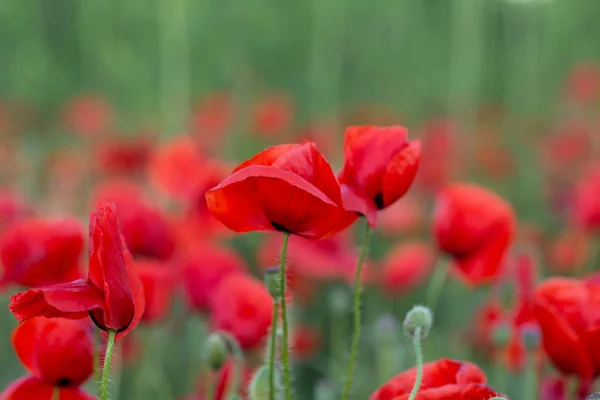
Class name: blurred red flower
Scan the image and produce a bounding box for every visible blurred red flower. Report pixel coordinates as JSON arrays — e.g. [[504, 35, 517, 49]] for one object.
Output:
[[291, 324, 321, 360], [369, 358, 502, 400], [190, 91, 233, 149], [181, 244, 247, 312], [0, 317, 95, 400], [95, 133, 153, 176], [9, 202, 145, 340], [381, 241, 435, 296], [209, 273, 273, 349], [252, 92, 293, 137], [547, 229, 589, 273], [339, 125, 421, 214], [533, 276, 600, 381], [0, 189, 29, 233], [0, 217, 84, 288], [565, 62, 600, 104], [571, 163, 600, 232], [206, 142, 356, 239], [61, 95, 112, 138], [376, 195, 425, 237], [433, 183, 516, 286], [191, 359, 253, 400], [136, 260, 177, 324]]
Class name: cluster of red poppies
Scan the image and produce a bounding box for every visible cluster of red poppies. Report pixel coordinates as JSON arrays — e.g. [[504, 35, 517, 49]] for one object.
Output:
[[1, 61, 600, 400]]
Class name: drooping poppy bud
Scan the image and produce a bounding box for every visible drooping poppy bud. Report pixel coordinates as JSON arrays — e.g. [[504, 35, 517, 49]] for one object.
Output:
[[403, 305, 433, 339]]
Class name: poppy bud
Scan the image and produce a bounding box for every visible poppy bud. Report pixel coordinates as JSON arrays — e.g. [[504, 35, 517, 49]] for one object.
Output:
[[403, 305, 433, 339], [492, 322, 511, 348], [264, 267, 281, 299], [205, 333, 228, 371], [521, 323, 541, 351], [248, 365, 270, 400], [328, 287, 351, 315]]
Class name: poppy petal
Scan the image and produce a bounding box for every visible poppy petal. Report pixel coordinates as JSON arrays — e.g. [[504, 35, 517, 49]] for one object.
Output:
[[382, 140, 421, 208], [114, 250, 144, 340], [9, 280, 104, 322], [340, 184, 377, 227], [206, 165, 346, 238], [0, 376, 96, 400], [393, 384, 501, 400], [233, 143, 298, 172], [11, 318, 38, 372]]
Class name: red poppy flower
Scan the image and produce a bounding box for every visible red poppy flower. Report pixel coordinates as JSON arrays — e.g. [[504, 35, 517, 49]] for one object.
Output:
[[94, 133, 153, 176], [181, 244, 247, 312], [571, 163, 600, 232], [339, 125, 421, 213], [291, 325, 321, 360], [61, 95, 112, 138], [191, 359, 253, 400], [369, 358, 502, 400], [381, 241, 435, 296], [209, 273, 273, 349], [190, 91, 232, 149], [543, 123, 592, 174], [0, 217, 84, 288], [547, 229, 589, 273], [533, 277, 600, 381], [12, 317, 94, 387], [136, 260, 177, 323], [0, 189, 29, 233], [433, 183, 516, 286], [206, 142, 356, 239], [1, 376, 95, 400], [565, 62, 600, 104], [252, 92, 293, 137], [9, 202, 145, 339]]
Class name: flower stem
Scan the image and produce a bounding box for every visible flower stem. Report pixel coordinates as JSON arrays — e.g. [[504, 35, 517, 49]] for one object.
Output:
[[221, 333, 244, 400], [268, 300, 280, 400], [52, 386, 60, 400], [279, 232, 293, 400], [407, 327, 423, 400], [425, 260, 448, 313], [523, 352, 537, 400], [341, 222, 372, 400], [100, 330, 117, 400]]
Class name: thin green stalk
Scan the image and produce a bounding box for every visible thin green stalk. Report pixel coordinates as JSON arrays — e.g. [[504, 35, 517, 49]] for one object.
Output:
[[219, 332, 244, 399], [279, 232, 293, 400], [407, 327, 423, 400], [587, 234, 600, 274], [425, 261, 449, 313], [341, 222, 372, 400], [523, 352, 537, 400], [52, 386, 60, 400], [268, 300, 280, 400], [100, 330, 117, 400]]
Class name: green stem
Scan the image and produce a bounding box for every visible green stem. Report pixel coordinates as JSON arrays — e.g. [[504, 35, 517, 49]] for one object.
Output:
[[100, 330, 117, 400], [523, 352, 537, 400], [279, 232, 293, 400], [52, 386, 60, 400], [221, 333, 244, 399], [341, 222, 372, 400], [268, 300, 280, 400], [407, 327, 423, 400], [586, 234, 600, 274], [425, 261, 449, 313]]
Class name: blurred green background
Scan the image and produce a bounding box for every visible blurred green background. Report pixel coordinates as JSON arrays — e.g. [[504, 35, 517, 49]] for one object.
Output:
[[1, 0, 599, 399]]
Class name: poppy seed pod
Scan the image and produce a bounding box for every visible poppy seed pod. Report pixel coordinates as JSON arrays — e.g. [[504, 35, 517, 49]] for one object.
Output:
[[492, 321, 511, 349], [403, 305, 433, 339], [263, 267, 282, 300]]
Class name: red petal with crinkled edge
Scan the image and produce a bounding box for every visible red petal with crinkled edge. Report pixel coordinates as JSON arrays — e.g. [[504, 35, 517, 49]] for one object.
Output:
[[206, 165, 349, 239], [234, 142, 343, 206], [382, 140, 421, 208], [340, 184, 377, 228], [0, 376, 96, 400], [9, 280, 104, 323], [391, 384, 503, 400], [88, 202, 135, 333]]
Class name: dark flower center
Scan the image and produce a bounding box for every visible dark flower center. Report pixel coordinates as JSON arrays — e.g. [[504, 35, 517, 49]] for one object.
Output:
[[271, 221, 290, 233], [373, 193, 385, 210], [89, 310, 134, 333], [57, 378, 72, 387]]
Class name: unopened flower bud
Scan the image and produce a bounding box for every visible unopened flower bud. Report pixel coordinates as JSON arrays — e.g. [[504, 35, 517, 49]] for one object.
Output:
[[521, 323, 540, 351], [491, 322, 511, 348], [248, 365, 270, 400], [205, 333, 228, 371], [403, 305, 433, 339], [264, 267, 282, 300]]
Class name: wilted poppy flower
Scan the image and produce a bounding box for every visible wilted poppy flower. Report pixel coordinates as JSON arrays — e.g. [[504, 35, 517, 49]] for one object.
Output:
[[136, 260, 177, 323], [181, 244, 247, 312], [0, 317, 95, 400], [252, 92, 293, 137], [433, 183, 516, 286], [339, 125, 421, 214], [9, 202, 144, 339], [547, 229, 589, 273], [206, 142, 356, 239], [369, 358, 502, 400], [571, 163, 600, 232], [210, 273, 273, 349], [565, 62, 600, 104], [291, 325, 321, 360], [533, 277, 600, 381], [0, 217, 84, 287], [381, 241, 435, 296], [61, 95, 112, 138]]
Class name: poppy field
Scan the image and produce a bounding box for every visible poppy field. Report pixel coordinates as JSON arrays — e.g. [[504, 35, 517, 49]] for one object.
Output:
[[3, 0, 600, 399]]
